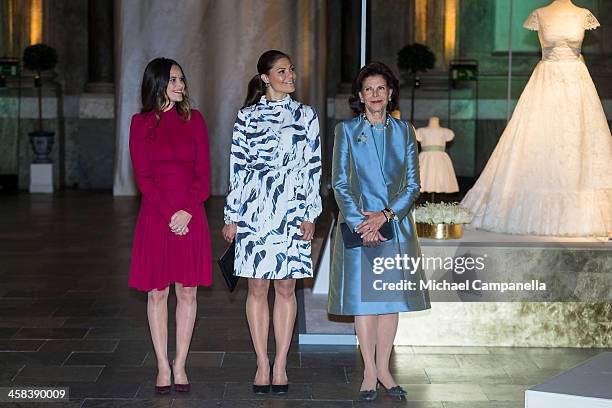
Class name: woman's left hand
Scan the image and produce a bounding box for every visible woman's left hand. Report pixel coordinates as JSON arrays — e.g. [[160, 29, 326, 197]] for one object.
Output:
[[356, 211, 387, 237], [300, 221, 315, 241]]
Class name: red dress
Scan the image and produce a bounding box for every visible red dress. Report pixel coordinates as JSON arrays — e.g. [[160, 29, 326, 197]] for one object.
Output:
[[128, 107, 212, 291]]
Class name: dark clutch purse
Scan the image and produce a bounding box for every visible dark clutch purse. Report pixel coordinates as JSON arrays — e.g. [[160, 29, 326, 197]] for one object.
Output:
[[339, 222, 394, 249], [217, 241, 239, 292]]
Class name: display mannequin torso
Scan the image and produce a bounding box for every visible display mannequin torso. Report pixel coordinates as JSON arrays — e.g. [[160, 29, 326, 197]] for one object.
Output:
[[416, 117, 453, 148], [415, 117, 459, 193], [427, 117, 440, 129], [524, 2, 600, 62]]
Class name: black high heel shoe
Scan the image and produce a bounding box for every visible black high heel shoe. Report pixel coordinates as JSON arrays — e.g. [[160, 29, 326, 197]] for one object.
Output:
[[358, 389, 378, 401], [252, 363, 270, 394], [252, 384, 271, 394], [377, 379, 407, 398], [270, 362, 289, 394], [271, 383, 289, 394]]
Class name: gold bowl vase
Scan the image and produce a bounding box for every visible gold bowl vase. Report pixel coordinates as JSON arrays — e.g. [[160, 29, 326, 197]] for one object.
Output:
[[416, 223, 463, 240]]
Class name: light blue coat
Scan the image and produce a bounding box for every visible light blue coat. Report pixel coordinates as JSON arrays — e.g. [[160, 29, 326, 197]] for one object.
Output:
[[328, 115, 431, 315]]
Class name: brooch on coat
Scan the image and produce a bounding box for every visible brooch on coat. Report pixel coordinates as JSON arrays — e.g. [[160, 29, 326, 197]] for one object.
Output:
[[357, 133, 368, 143]]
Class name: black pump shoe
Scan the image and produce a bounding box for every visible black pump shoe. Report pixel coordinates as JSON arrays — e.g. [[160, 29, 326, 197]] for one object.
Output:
[[359, 389, 378, 401], [270, 362, 289, 394], [253, 363, 271, 394], [271, 383, 289, 394], [377, 379, 407, 398], [252, 384, 271, 394]]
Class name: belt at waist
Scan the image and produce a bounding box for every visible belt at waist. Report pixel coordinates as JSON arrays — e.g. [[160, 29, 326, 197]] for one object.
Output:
[[421, 145, 445, 153], [542, 46, 581, 62]]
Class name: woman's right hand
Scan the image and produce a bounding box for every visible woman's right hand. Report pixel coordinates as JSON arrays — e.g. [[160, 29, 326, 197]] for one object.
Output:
[[174, 226, 189, 236], [362, 230, 381, 247], [222, 223, 237, 242]]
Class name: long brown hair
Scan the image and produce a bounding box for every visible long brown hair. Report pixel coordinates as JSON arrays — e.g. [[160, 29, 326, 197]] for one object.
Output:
[[141, 57, 191, 126], [242, 50, 291, 109]]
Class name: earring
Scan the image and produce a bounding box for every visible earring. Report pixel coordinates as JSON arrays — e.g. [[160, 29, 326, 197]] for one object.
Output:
[[360, 98, 364, 103], [388, 96, 392, 101]]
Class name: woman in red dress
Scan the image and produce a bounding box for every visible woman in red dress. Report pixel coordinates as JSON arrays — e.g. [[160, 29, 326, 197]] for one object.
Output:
[[129, 58, 212, 394]]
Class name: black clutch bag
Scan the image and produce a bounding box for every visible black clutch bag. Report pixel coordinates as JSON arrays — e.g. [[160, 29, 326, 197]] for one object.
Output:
[[339, 222, 394, 249], [217, 241, 239, 292]]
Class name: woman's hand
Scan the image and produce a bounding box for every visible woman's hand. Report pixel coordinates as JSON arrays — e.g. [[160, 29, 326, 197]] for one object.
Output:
[[174, 226, 189, 236], [356, 210, 387, 237], [362, 230, 380, 247], [300, 221, 315, 241], [222, 223, 237, 242], [362, 230, 388, 247], [169, 210, 192, 235]]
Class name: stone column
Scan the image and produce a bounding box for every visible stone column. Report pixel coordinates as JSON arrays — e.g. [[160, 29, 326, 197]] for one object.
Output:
[[340, 0, 362, 85], [85, 0, 113, 93]]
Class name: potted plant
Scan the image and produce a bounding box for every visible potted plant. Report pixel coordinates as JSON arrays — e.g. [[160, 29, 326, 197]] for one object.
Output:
[[23, 43, 58, 163], [414, 202, 472, 239], [397, 43, 435, 122]]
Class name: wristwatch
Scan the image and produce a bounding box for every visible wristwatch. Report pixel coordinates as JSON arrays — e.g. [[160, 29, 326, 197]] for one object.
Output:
[[383, 207, 396, 221]]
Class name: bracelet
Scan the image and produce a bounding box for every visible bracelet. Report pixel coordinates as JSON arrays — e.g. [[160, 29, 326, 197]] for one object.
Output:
[[383, 207, 396, 221], [381, 210, 389, 222]]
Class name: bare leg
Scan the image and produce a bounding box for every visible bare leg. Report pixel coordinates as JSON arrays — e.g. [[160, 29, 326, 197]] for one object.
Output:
[[147, 287, 170, 387], [173, 283, 197, 384], [272, 279, 296, 385], [355, 315, 378, 391], [247, 278, 271, 385], [375, 313, 399, 388]]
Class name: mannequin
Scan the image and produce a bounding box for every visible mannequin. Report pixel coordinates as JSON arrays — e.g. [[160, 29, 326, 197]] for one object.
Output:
[[543, 0, 584, 21], [547, 0, 579, 11], [427, 116, 440, 128], [416, 117, 459, 198], [460, 2, 612, 236]]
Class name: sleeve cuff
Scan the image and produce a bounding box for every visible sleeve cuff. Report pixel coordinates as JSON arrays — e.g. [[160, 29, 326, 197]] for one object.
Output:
[[186, 202, 202, 217], [161, 204, 175, 222], [304, 214, 317, 223], [223, 211, 238, 224], [389, 204, 404, 221], [304, 204, 322, 223]]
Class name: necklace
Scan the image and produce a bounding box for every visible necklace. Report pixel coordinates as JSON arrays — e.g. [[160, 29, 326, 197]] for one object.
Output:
[[363, 113, 390, 129]]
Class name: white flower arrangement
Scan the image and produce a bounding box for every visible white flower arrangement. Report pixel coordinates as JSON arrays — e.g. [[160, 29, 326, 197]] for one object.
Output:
[[414, 202, 472, 225]]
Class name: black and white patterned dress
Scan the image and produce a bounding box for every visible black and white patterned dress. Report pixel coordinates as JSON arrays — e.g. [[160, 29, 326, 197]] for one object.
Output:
[[224, 95, 322, 279]]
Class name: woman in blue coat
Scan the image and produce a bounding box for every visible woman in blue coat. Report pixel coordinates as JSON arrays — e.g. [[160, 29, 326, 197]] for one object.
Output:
[[328, 62, 430, 401]]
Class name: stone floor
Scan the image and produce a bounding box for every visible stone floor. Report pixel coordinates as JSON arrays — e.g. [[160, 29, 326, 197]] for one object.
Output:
[[0, 191, 605, 407]]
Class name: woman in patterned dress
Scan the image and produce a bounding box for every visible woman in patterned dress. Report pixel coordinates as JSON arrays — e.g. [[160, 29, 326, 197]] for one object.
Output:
[[222, 50, 322, 394]]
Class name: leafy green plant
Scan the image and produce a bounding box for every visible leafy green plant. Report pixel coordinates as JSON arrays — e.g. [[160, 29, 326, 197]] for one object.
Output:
[[23, 43, 58, 72], [398, 43, 435, 76], [397, 43, 435, 122]]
